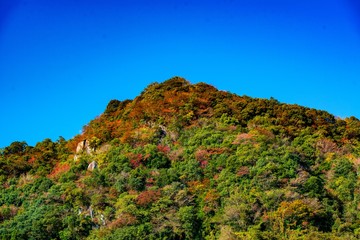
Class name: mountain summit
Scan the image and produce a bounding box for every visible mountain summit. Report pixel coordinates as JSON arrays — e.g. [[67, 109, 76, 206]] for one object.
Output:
[[1, 77, 360, 239], [78, 76, 359, 147]]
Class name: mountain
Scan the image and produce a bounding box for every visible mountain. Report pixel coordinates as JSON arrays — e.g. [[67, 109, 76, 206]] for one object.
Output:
[[0, 77, 360, 239]]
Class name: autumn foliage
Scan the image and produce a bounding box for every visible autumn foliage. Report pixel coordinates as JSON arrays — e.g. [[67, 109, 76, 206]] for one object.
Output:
[[0, 77, 359, 239]]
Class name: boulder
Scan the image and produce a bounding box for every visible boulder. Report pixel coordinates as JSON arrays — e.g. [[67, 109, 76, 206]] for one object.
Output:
[[87, 161, 98, 171]]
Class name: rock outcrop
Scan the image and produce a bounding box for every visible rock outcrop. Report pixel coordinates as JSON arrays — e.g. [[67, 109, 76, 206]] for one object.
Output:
[[76, 139, 93, 155], [74, 139, 94, 161]]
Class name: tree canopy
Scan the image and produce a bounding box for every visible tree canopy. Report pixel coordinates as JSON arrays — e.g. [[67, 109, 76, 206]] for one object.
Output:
[[0, 77, 359, 239]]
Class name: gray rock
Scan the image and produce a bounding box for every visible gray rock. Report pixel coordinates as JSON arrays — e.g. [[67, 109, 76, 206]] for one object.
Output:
[[87, 161, 98, 171]]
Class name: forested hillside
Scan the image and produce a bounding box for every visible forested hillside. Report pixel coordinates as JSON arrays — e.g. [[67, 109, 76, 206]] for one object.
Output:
[[1, 77, 360, 239]]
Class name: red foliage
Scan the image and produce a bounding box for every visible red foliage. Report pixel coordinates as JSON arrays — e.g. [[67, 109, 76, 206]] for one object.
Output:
[[232, 133, 254, 144], [195, 149, 209, 162], [157, 144, 170, 154], [200, 160, 208, 168], [237, 166, 250, 177], [145, 178, 155, 188], [48, 162, 70, 179], [135, 189, 161, 207], [195, 149, 210, 168], [195, 147, 226, 168], [128, 153, 144, 168]]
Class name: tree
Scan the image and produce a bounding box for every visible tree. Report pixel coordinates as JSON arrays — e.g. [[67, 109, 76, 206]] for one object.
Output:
[[3, 141, 28, 156]]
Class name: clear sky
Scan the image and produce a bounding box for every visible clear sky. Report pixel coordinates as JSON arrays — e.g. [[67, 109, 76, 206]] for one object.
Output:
[[1, 0, 360, 148]]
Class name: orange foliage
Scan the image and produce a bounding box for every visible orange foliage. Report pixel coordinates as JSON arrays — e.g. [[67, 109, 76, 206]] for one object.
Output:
[[187, 178, 210, 193], [203, 189, 220, 213], [108, 213, 137, 228], [67, 134, 85, 152], [128, 190, 138, 195], [28, 156, 36, 164]]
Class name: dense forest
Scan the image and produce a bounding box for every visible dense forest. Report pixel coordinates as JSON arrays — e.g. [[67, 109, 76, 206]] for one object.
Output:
[[0, 77, 360, 239]]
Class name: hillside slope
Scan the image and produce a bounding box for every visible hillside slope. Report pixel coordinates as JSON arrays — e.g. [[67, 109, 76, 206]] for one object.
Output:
[[0, 77, 360, 239]]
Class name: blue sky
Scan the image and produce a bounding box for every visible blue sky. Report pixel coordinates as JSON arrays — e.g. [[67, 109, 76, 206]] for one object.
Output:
[[1, 0, 360, 148]]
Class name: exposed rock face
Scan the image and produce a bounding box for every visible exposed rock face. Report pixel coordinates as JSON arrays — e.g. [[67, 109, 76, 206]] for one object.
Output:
[[76, 139, 93, 155], [74, 139, 94, 161], [87, 161, 98, 171]]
